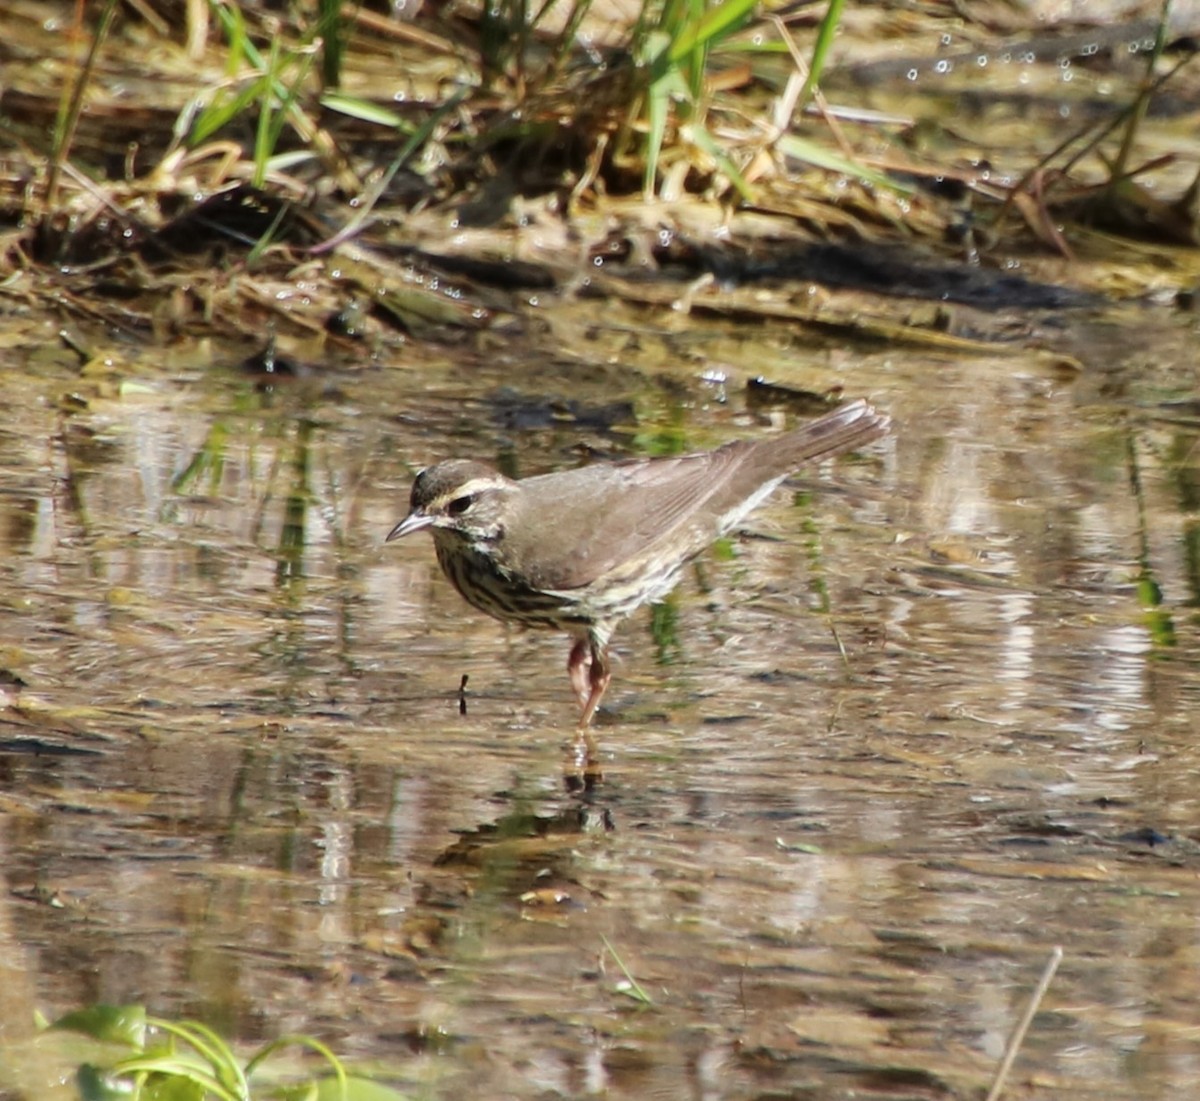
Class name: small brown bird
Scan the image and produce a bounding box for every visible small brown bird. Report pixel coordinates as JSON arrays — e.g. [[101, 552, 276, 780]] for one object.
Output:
[[388, 399, 889, 727]]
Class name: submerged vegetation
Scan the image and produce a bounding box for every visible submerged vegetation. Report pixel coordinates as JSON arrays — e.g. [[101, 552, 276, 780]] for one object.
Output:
[[47, 1003, 403, 1100]]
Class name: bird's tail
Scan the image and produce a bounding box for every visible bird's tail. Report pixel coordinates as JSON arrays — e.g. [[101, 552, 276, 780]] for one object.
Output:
[[763, 398, 891, 472]]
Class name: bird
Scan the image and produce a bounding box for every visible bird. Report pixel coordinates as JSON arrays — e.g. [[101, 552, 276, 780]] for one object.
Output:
[[387, 398, 889, 728]]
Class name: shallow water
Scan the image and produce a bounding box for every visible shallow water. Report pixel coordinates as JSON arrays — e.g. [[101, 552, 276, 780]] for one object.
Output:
[[4, 1, 1200, 1095], [1, 264, 1199, 1100]]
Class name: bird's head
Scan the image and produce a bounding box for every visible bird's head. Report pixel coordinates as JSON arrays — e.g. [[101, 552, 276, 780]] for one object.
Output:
[[387, 460, 515, 546]]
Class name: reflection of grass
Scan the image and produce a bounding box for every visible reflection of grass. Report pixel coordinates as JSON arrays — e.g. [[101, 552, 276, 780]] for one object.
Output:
[[169, 420, 229, 500], [1126, 428, 1177, 647], [650, 593, 684, 666], [49, 1002, 404, 1100]]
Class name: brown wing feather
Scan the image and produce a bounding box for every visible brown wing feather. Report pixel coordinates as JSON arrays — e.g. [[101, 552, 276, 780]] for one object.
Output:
[[499, 400, 887, 591], [499, 443, 752, 590]]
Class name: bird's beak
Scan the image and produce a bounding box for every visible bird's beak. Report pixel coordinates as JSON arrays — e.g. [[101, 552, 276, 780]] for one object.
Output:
[[386, 511, 433, 542]]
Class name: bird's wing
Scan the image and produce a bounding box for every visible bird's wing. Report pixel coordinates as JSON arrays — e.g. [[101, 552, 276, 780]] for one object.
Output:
[[497, 400, 886, 592], [500, 442, 757, 591]]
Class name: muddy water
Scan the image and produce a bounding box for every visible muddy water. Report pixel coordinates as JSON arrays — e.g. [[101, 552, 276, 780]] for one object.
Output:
[[0, 277, 1197, 1101]]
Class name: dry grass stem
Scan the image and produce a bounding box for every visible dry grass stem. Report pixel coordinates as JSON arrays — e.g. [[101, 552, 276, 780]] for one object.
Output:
[[985, 946, 1064, 1101]]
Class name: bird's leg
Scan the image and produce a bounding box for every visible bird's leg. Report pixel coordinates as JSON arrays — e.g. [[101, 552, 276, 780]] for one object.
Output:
[[577, 644, 611, 729], [565, 639, 603, 767], [567, 638, 592, 708]]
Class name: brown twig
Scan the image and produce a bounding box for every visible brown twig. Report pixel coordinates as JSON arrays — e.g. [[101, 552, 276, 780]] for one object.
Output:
[[985, 946, 1063, 1101]]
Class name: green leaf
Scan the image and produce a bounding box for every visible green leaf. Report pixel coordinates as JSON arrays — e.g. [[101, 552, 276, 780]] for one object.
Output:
[[51, 1005, 147, 1048], [76, 1064, 136, 1101], [314, 1075, 412, 1100], [108, 1054, 232, 1100], [644, 72, 670, 196], [139, 1073, 208, 1101]]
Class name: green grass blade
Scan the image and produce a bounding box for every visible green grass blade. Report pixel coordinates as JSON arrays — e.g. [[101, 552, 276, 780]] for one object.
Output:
[[311, 88, 469, 252], [252, 39, 281, 187], [776, 132, 912, 194], [687, 121, 753, 199], [320, 93, 407, 129], [190, 72, 270, 145], [668, 0, 757, 62], [800, 0, 846, 106], [643, 73, 672, 196], [317, 0, 346, 88]]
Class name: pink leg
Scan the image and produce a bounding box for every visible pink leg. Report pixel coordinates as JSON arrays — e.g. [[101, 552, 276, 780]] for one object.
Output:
[[567, 638, 591, 708], [567, 639, 611, 727], [578, 647, 611, 729]]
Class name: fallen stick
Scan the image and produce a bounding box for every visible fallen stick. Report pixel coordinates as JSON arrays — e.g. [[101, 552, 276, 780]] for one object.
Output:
[[985, 945, 1064, 1101]]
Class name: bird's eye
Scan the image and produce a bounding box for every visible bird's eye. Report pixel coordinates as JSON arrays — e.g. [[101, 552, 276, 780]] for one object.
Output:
[[447, 494, 475, 516]]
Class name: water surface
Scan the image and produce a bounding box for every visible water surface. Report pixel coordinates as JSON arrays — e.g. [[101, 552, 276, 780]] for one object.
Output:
[[1, 277, 1199, 1100]]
